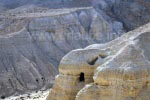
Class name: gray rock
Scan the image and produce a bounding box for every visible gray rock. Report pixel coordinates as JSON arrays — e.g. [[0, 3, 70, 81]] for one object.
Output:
[[0, 0, 149, 97], [0, 7, 125, 97]]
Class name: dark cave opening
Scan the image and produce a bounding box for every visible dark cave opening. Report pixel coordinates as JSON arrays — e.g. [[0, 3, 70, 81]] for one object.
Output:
[[1, 96, 5, 99], [79, 72, 85, 82], [36, 79, 39, 83]]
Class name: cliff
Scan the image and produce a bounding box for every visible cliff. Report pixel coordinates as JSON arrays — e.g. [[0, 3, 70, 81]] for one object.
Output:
[[0, 7, 124, 97], [0, 0, 150, 98], [47, 23, 150, 100]]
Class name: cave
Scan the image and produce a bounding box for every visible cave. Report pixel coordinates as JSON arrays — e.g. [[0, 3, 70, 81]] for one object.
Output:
[[36, 79, 39, 83], [1, 96, 5, 99], [79, 72, 85, 82]]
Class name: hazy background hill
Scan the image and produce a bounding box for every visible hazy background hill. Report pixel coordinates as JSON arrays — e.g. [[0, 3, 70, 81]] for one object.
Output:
[[0, 0, 91, 9]]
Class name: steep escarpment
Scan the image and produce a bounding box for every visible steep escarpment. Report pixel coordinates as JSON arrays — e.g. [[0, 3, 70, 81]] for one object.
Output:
[[47, 23, 150, 100], [0, 0, 150, 98], [0, 7, 124, 97], [93, 0, 150, 30]]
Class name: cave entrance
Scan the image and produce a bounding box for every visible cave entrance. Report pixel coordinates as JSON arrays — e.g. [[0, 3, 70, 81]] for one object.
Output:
[[1, 96, 5, 99], [79, 72, 85, 82]]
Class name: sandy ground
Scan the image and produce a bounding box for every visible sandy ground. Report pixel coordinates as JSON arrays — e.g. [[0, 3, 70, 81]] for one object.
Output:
[[4, 90, 49, 100]]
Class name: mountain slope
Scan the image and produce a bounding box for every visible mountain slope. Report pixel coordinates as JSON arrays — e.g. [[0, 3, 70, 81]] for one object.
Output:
[[0, 0, 149, 98], [0, 7, 124, 98]]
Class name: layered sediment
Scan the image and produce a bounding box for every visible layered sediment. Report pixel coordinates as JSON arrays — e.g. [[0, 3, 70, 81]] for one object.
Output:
[[0, 0, 150, 97], [47, 23, 150, 100], [0, 5, 125, 97]]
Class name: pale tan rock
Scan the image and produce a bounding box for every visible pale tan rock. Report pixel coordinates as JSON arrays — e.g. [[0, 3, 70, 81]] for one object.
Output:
[[76, 23, 150, 100], [46, 48, 109, 100], [47, 23, 150, 100]]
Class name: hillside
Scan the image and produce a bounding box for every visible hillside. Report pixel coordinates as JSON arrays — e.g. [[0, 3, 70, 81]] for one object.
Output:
[[0, 0, 149, 98]]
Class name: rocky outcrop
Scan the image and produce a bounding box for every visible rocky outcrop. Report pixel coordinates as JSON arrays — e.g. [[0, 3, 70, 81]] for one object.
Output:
[[0, 0, 150, 98], [46, 48, 108, 100], [76, 23, 150, 100], [47, 23, 150, 100], [0, 7, 124, 97]]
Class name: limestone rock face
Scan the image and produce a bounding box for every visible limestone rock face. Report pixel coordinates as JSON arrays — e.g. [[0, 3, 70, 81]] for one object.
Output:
[[46, 49, 107, 100], [0, 0, 150, 97], [47, 23, 150, 100], [76, 23, 150, 100]]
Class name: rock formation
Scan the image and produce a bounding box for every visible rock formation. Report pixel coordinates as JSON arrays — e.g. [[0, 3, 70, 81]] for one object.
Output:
[[46, 48, 108, 100], [0, 0, 150, 98], [47, 23, 150, 100], [0, 6, 125, 97]]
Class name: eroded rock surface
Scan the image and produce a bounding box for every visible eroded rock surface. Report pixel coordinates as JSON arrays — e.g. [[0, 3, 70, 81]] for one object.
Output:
[[0, 7, 124, 97], [76, 24, 150, 100], [47, 48, 107, 100], [0, 0, 150, 98], [47, 23, 150, 100]]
